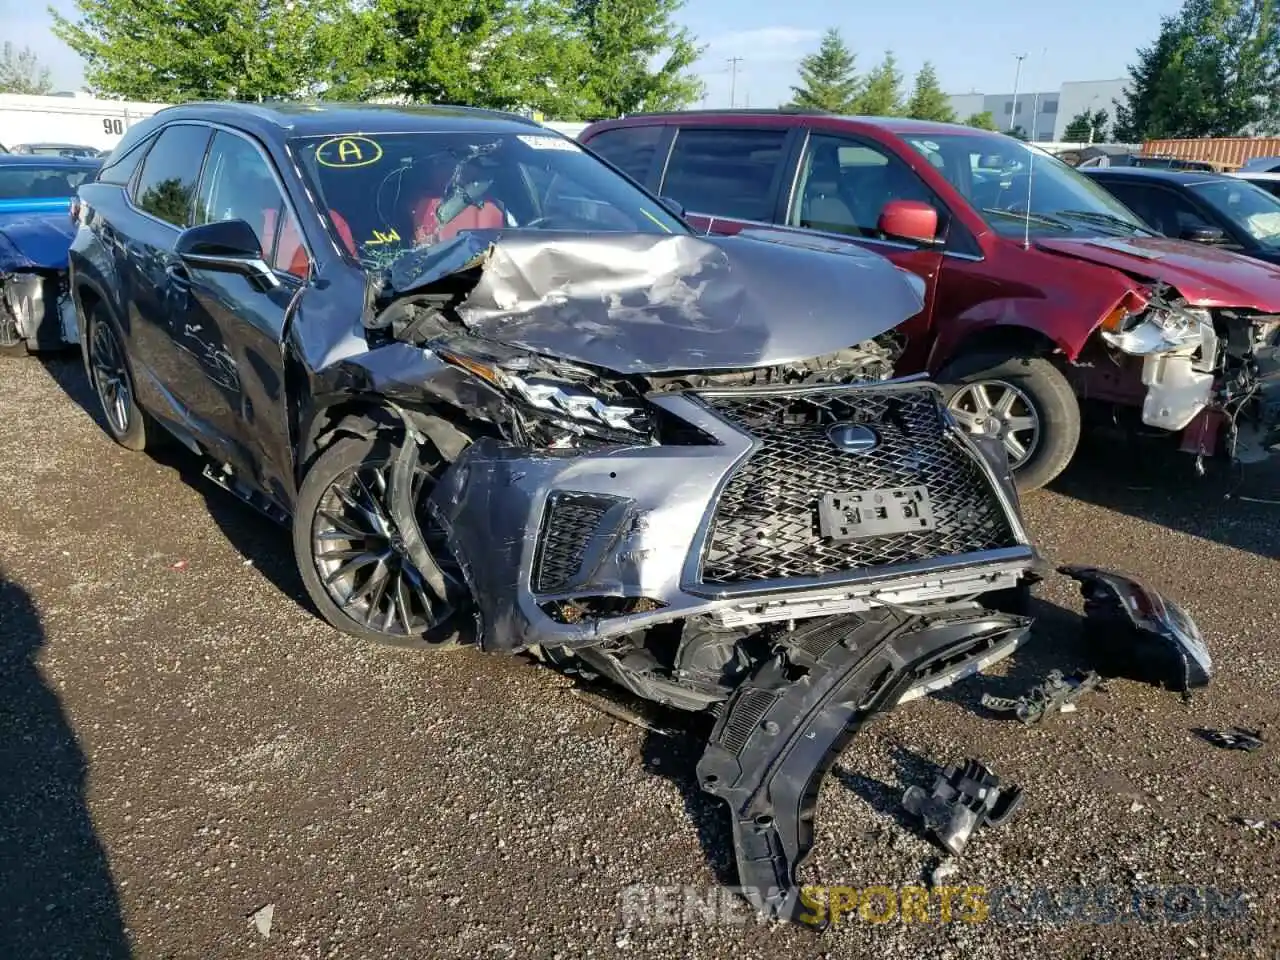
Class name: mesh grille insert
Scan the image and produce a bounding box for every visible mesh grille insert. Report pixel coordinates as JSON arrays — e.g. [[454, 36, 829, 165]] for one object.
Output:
[[698, 387, 1017, 585]]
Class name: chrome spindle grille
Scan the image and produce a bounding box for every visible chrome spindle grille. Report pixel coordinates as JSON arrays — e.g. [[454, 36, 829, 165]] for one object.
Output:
[[698, 387, 1017, 585]]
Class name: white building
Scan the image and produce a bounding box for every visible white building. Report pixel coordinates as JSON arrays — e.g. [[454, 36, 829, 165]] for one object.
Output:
[[948, 78, 1128, 141]]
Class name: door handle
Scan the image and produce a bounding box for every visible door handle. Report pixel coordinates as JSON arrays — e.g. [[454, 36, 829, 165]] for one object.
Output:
[[165, 263, 191, 287]]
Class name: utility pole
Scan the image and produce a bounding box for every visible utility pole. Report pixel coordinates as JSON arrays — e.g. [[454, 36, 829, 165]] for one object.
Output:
[[1009, 53, 1027, 133], [727, 57, 743, 108]]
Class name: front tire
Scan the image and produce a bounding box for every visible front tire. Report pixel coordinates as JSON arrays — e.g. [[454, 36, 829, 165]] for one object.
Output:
[[293, 433, 463, 648], [86, 306, 153, 451], [937, 351, 1080, 493]]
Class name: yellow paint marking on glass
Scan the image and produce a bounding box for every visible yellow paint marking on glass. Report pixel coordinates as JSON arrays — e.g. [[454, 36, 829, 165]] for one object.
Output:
[[367, 227, 401, 246], [639, 208, 672, 233], [316, 135, 384, 169]]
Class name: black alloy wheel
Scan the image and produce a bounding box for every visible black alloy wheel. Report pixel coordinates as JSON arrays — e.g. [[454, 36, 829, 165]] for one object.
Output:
[[295, 434, 464, 647], [86, 309, 152, 451]]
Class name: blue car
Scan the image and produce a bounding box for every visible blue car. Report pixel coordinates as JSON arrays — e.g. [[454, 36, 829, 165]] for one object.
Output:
[[0, 154, 102, 353]]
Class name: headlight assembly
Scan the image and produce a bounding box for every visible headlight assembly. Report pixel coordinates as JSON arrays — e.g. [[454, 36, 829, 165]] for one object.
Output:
[[437, 345, 653, 446], [1101, 298, 1214, 357]]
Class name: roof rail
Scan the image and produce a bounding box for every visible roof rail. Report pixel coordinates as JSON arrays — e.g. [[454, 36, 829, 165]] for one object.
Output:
[[614, 107, 830, 119]]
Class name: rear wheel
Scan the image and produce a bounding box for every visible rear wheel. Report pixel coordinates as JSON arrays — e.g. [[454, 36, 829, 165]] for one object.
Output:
[[87, 307, 153, 451], [937, 351, 1080, 493], [293, 433, 464, 648]]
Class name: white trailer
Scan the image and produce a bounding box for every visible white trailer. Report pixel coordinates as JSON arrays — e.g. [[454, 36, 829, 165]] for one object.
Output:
[[0, 93, 169, 153]]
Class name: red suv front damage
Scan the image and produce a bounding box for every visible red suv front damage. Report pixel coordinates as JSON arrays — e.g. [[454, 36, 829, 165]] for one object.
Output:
[[579, 114, 1280, 488]]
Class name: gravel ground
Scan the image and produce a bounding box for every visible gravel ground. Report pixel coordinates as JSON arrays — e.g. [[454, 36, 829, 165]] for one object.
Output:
[[1, 355, 1278, 960]]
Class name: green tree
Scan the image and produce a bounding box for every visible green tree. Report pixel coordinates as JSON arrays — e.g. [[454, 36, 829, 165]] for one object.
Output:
[[0, 42, 54, 95], [852, 51, 903, 116], [787, 27, 860, 113], [1063, 108, 1110, 141], [904, 61, 954, 122], [562, 0, 704, 116], [964, 110, 998, 130], [1114, 0, 1280, 139], [52, 0, 360, 101]]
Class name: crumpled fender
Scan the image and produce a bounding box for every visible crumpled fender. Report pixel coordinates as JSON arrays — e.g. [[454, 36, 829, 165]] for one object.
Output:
[[925, 272, 1148, 373], [1059, 565, 1211, 693], [696, 607, 1031, 924]]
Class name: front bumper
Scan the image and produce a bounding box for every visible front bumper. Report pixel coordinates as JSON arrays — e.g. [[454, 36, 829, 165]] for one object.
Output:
[[428, 379, 1039, 653]]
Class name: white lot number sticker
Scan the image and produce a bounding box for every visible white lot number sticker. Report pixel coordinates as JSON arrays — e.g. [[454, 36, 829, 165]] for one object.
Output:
[[518, 135, 580, 151]]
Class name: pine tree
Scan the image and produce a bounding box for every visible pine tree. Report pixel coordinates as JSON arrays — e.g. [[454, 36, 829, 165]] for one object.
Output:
[[787, 27, 861, 113], [905, 62, 955, 122], [853, 51, 903, 116]]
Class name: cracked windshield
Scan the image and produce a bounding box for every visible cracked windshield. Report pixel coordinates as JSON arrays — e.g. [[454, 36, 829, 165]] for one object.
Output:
[[289, 131, 685, 272], [904, 133, 1151, 237]]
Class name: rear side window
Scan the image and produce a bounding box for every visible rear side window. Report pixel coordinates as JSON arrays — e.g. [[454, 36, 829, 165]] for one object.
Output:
[[661, 127, 788, 221], [586, 125, 663, 185], [97, 135, 153, 186], [132, 124, 212, 227]]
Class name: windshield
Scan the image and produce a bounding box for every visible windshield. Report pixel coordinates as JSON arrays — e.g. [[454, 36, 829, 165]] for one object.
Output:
[[1188, 179, 1280, 249], [289, 130, 687, 271], [0, 162, 99, 200], [903, 132, 1150, 238]]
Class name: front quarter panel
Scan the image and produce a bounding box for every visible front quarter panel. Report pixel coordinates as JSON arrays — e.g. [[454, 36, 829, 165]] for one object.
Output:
[[928, 239, 1146, 371]]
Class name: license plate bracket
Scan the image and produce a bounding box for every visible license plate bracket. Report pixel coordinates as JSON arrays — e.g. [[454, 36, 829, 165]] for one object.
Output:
[[818, 486, 936, 541]]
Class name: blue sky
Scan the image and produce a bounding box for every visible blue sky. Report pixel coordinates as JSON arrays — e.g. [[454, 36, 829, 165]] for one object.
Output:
[[9, 0, 1185, 107]]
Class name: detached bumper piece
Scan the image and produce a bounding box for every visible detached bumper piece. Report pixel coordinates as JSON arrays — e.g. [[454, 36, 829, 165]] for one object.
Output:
[[901, 758, 1023, 857], [695, 607, 1029, 923], [1059, 565, 1212, 695]]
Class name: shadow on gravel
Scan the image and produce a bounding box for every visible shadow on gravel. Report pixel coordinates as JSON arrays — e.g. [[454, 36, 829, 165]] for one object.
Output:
[[0, 568, 131, 959], [831, 744, 939, 833], [38, 357, 317, 619], [1049, 430, 1280, 560], [639, 716, 739, 886]]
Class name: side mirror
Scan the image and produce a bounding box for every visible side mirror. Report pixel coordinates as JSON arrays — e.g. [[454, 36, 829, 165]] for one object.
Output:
[[175, 219, 279, 288], [659, 195, 686, 218], [1181, 224, 1225, 244], [877, 199, 940, 245]]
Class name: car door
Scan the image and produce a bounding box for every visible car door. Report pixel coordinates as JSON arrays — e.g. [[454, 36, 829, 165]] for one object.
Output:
[[119, 122, 214, 417], [782, 131, 951, 363], [177, 127, 311, 507], [655, 125, 798, 235]]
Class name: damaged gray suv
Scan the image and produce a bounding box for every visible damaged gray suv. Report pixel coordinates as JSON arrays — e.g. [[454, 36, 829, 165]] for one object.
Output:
[[70, 103, 1043, 917]]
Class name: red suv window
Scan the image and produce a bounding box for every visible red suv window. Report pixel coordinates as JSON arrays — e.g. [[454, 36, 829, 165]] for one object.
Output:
[[586, 125, 663, 185], [660, 127, 788, 222]]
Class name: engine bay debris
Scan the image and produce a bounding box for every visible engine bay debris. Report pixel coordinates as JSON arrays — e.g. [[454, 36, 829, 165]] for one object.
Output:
[[1194, 726, 1266, 752], [902, 758, 1024, 858], [981, 669, 1105, 724]]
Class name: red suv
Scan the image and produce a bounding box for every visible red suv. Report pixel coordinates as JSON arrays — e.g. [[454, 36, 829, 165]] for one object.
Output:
[[580, 112, 1280, 489]]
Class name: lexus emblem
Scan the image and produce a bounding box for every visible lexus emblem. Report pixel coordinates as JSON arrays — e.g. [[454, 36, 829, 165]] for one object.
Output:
[[826, 422, 879, 454]]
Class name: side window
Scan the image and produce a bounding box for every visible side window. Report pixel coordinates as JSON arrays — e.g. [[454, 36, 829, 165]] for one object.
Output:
[[132, 124, 212, 227], [660, 127, 788, 221], [586, 125, 663, 185], [1108, 183, 1205, 237], [194, 130, 307, 278], [97, 135, 153, 186], [789, 134, 936, 240]]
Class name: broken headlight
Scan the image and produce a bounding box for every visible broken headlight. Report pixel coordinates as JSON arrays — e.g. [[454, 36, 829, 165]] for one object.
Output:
[[1102, 292, 1213, 357], [438, 346, 654, 447]]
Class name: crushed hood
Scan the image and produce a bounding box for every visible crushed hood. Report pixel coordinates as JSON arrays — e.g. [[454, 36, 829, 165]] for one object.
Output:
[[0, 211, 76, 272], [1036, 236, 1280, 312], [384, 230, 924, 374]]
